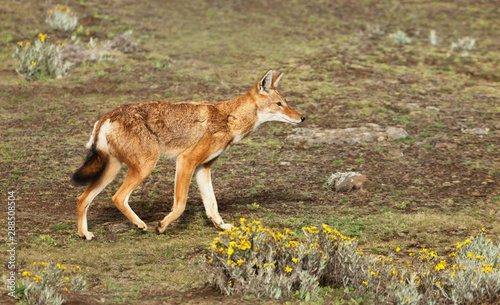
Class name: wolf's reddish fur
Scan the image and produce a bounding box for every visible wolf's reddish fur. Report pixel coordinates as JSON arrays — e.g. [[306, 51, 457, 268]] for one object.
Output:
[[73, 70, 304, 240]]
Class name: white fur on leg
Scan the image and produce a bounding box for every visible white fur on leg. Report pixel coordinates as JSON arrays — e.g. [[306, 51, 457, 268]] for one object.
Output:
[[195, 166, 230, 230], [123, 193, 147, 231]]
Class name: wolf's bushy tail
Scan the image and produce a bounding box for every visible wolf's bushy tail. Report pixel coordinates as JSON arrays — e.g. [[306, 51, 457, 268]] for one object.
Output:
[[72, 144, 108, 185]]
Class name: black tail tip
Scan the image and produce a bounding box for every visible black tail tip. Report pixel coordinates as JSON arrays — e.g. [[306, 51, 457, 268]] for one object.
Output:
[[71, 171, 91, 186], [71, 144, 108, 186]]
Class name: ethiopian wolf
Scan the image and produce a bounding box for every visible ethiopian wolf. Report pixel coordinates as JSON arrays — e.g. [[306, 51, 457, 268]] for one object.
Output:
[[72, 70, 305, 240]]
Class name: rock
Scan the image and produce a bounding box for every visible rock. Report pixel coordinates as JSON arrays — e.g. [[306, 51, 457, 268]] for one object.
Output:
[[462, 128, 490, 135], [406, 103, 420, 110], [107, 223, 130, 234], [324, 172, 367, 192], [387, 148, 404, 158], [291, 128, 317, 136], [280, 161, 291, 166], [426, 106, 440, 111], [361, 180, 381, 190], [352, 175, 368, 189], [286, 126, 409, 146], [435, 143, 458, 150], [386, 127, 409, 141], [365, 123, 382, 130]]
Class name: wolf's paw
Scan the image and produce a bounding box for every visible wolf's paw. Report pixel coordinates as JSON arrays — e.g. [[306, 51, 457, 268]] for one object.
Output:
[[219, 223, 233, 231], [135, 222, 148, 231], [156, 222, 166, 234], [82, 231, 94, 240]]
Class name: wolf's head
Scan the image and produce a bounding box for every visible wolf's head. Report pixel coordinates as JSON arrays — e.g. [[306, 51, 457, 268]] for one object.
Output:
[[253, 70, 305, 125]]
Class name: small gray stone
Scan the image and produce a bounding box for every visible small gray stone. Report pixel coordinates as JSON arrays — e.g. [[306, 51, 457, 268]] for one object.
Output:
[[107, 223, 130, 234], [291, 128, 317, 136], [462, 128, 490, 135], [435, 143, 458, 150], [324, 172, 367, 192], [387, 148, 404, 158], [386, 127, 409, 141], [365, 123, 382, 130]]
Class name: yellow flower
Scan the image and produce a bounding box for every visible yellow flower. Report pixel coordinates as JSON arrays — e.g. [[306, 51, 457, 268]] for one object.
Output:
[[47, 9, 53, 14], [396, 247, 400, 252], [39, 33, 47, 42], [64, 287, 68, 291], [18, 41, 23, 46], [66, 8, 70, 12], [362, 281, 368, 286], [26, 42, 31, 46], [285, 266, 293, 273], [31, 61, 36, 66], [292, 258, 298, 264]]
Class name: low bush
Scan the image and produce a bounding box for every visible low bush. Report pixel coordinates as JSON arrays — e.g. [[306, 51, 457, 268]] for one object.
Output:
[[200, 221, 500, 304], [46, 5, 78, 32], [12, 33, 72, 80], [390, 30, 412, 46], [17, 262, 86, 305]]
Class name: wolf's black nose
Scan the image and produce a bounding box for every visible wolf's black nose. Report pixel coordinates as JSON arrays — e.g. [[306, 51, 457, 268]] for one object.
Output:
[[301, 116, 306, 122]]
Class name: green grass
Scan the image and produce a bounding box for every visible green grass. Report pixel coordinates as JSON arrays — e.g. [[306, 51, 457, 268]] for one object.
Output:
[[1, 0, 499, 304]]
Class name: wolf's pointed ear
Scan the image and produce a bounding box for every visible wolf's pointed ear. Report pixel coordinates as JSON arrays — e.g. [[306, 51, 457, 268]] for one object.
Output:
[[258, 70, 273, 95], [272, 72, 283, 89]]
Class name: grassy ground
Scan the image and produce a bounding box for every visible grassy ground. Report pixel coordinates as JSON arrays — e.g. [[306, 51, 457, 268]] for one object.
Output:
[[0, 0, 499, 303]]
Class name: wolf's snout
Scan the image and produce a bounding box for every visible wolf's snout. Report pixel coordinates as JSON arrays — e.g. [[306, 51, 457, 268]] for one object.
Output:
[[301, 116, 306, 122]]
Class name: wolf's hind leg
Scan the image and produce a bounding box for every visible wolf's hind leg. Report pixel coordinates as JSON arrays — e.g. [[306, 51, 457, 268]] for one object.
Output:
[[78, 156, 122, 240], [112, 159, 157, 232], [156, 154, 198, 233]]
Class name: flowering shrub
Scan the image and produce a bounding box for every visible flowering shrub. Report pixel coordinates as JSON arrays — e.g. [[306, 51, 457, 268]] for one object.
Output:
[[46, 5, 78, 32], [17, 262, 86, 305], [200, 219, 382, 300], [12, 33, 72, 80], [200, 222, 500, 304]]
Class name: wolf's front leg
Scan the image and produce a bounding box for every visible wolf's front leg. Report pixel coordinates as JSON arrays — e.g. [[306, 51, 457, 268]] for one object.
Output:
[[195, 163, 233, 231]]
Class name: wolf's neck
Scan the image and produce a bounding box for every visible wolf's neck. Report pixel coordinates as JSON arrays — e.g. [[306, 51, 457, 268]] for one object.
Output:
[[220, 91, 260, 142]]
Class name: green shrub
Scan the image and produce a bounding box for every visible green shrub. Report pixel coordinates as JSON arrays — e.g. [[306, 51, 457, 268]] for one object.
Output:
[[12, 34, 72, 80], [18, 262, 86, 305], [46, 5, 78, 32], [390, 30, 412, 46], [200, 222, 500, 304]]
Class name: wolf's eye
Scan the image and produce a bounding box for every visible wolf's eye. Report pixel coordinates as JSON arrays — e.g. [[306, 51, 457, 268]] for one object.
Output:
[[277, 102, 282, 106]]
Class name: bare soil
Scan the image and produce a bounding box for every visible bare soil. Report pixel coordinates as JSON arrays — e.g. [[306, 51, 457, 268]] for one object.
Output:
[[0, 0, 499, 304]]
